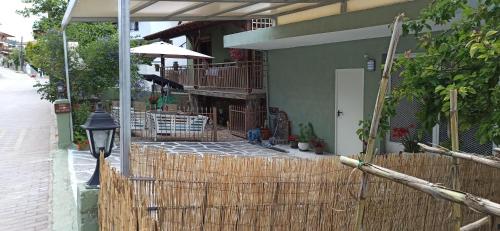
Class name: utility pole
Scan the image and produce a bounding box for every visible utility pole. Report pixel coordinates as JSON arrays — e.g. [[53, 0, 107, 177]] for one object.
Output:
[[20, 36, 24, 72]]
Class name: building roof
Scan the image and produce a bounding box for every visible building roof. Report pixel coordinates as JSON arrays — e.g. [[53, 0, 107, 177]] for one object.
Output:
[[144, 21, 243, 40], [0, 32, 14, 38]]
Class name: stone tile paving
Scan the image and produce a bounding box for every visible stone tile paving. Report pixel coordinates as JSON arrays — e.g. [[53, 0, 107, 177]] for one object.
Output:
[[69, 141, 335, 186], [0, 67, 53, 231]]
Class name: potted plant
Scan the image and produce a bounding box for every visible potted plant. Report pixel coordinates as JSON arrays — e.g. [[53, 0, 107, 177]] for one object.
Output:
[[288, 135, 299, 149], [310, 138, 326, 154], [298, 123, 316, 151], [400, 132, 421, 153], [74, 132, 89, 151]]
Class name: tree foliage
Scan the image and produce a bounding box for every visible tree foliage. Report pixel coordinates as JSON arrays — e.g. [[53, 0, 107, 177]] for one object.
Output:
[[394, 0, 499, 144]]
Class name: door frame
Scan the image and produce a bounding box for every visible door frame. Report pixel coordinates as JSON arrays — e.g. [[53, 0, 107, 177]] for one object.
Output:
[[334, 68, 364, 154]]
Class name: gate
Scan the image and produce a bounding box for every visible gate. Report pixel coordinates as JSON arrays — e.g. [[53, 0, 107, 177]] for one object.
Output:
[[229, 105, 266, 138]]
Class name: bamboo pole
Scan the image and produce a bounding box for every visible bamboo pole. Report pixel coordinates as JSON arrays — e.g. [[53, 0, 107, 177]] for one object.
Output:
[[419, 143, 500, 169], [460, 216, 490, 231], [354, 14, 404, 231], [450, 89, 462, 230], [340, 156, 500, 216]]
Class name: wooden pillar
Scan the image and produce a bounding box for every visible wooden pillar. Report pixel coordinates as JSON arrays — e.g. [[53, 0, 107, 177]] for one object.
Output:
[[450, 89, 462, 230], [160, 54, 165, 78], [212, 106, 218, 142]]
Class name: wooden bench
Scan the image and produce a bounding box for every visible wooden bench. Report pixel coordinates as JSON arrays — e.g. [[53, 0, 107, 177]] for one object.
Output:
[[148, 113, 208, 141]]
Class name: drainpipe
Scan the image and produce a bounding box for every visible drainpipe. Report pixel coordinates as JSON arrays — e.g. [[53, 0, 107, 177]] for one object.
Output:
[[62, 30, 74, 142]]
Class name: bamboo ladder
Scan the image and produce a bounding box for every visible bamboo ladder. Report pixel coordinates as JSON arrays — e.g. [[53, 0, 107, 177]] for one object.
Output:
[[353, 14, 404, 231]]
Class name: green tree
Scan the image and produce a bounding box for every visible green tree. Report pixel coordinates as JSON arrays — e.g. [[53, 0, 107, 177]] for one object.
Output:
[[8, 47, 24, 69], [18, 0, 67, 35], [394, 0, 499, 144]]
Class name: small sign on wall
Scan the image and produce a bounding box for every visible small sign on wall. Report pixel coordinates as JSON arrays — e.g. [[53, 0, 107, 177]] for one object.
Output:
[[54, 103, 71, 114]]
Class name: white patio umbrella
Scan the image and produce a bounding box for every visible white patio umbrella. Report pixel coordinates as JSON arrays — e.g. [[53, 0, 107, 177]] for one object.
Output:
[[131, 41, 213, 78]]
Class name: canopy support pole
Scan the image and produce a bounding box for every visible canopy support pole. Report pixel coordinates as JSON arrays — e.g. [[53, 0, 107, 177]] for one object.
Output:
[[118, 0, 131, 176], [62, 30, 74, 142]]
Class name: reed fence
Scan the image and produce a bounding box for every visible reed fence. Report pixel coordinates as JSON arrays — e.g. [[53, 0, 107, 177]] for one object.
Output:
[[99, 146, 500, 230]]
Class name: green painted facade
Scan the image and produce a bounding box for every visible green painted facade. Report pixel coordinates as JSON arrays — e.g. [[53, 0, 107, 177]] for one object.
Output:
[[266, 36, 418, 152], [224, 0, 431, 48], [222, 0, 433, 152]]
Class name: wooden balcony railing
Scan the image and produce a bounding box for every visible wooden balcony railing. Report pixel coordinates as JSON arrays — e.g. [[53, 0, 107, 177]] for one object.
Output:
[[164, 61, 264, 91]]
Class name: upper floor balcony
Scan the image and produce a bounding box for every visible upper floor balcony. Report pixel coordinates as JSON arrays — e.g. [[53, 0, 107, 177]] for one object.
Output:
[[164, 61, 265, 95]]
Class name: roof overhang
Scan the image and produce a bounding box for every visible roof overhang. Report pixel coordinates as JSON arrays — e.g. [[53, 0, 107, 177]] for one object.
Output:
[[62, 0, 345, 28]]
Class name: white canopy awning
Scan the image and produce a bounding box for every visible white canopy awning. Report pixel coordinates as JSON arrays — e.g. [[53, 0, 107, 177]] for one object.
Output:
[[62, 0, 342, 28], [131, 41, 213, 59], [62, 0, 413, 29]]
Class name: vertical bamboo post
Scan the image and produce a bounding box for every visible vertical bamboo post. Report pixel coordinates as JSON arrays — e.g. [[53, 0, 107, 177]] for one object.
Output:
[[490, 216, 499, 231], [354, 14, 404, 231], [450, 89, 462, 230], [212, 106, 218, 142]]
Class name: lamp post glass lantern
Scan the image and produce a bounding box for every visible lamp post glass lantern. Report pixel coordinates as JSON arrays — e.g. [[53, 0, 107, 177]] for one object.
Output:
[[56, 81, 65, 99], [80, 103, 118, 186]]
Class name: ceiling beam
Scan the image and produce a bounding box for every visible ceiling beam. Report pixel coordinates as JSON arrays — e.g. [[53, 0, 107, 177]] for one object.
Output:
[[164, 2, 212, 19], [205, 2, 258, 19], [142, 0, 324, 3], [275, 0, 341, 17], [71, 15, 269, 22], [340, 0, 347, 13], [241, 2, 287, 16], [131, 0, 159, 14]]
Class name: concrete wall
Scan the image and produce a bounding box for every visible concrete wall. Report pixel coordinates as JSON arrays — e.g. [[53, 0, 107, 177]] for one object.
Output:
[[267, 36, 418, 152]]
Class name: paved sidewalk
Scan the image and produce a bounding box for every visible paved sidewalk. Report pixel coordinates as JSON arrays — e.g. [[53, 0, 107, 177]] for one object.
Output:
[[0, 67, 54, 230]]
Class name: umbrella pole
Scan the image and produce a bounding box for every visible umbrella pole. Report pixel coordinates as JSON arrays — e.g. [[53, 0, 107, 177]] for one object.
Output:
[[160, 54, 165, 78]]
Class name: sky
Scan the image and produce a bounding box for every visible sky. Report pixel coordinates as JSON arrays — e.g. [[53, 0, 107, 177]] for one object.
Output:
[[0, 0, 38, 42]]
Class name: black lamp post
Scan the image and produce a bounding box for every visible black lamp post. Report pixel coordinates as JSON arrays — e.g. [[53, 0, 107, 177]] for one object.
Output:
[[80, 103, 119, 187], [56, 81, 65, 99]]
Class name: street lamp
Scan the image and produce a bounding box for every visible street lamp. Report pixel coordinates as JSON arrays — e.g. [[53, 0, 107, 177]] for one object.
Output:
[[56, 81, 65, 99], [80, 103, 119, 187]]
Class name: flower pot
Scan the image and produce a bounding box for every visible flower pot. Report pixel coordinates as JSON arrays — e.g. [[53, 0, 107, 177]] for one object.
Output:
[[314, 147, 324, 155], [77, 142, 89, 151], [298, 142, 309, 151], [290, 141, 299, 149]]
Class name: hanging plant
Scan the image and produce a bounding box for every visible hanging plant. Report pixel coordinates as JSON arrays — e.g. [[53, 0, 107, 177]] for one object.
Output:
[[229, 48, 247, 61]]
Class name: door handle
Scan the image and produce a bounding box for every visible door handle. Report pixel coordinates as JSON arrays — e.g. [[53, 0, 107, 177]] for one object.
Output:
[[337, 110, 343, 117]]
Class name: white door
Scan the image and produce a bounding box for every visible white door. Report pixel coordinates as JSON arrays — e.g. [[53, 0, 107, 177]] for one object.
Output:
[[335, 69, 364, 155]]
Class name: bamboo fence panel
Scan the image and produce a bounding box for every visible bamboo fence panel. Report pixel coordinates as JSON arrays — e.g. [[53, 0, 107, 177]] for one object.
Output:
[[98, 146, 500, 230]]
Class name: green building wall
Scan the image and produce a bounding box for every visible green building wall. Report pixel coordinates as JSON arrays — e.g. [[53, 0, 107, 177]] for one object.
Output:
[[267, 36, 418, 152]]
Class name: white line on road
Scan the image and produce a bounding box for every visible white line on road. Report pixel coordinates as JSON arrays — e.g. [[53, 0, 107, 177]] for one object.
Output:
[[15, 129, 27, 151]]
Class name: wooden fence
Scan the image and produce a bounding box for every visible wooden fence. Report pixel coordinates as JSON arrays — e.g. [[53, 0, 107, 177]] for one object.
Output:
[[229, 105, 266, 138], [98, 145, 500, 230], [164, 61, 263, 90]]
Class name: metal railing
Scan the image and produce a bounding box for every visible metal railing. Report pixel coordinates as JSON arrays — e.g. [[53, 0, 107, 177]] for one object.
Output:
[[164, 61, 264, 91]]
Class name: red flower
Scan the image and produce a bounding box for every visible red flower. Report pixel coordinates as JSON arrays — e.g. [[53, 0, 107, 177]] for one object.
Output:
[[391, 127, 409, 140], [288, 135, 297, 142]]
